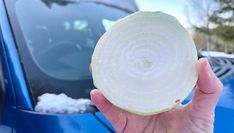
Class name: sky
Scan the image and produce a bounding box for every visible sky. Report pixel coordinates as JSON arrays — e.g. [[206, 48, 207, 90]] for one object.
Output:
[[135, 0, 190, 28]]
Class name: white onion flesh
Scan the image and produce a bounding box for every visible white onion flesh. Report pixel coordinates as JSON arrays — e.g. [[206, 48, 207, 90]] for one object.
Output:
[[92, 11, 198, 116]]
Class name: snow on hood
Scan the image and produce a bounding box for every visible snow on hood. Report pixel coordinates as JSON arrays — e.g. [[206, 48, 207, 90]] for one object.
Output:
[[201, 51, 234, 58], [35, 93, 93, 114]]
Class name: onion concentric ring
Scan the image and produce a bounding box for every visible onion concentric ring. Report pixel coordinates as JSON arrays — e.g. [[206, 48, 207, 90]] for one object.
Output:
[[92, 11, 198, 116]]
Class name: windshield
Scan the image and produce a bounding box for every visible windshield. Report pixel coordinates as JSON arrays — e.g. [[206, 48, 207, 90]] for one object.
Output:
[[5, 0, 129, 102]]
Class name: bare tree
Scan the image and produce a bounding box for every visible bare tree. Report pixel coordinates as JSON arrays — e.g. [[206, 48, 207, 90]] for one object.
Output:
[[184, 0, 218, 51]]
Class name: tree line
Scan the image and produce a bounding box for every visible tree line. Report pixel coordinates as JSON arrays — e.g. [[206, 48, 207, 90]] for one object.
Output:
[[185, 0, 234, 54]]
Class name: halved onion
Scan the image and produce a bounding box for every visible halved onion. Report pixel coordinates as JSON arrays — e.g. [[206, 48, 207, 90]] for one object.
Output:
[[91, 11, 198, 116]]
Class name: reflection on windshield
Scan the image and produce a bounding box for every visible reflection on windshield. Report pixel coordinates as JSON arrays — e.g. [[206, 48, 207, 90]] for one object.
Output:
[[16, 0, 128, 80], [102, 19, 117, 31], [13, 0, 129, 100]]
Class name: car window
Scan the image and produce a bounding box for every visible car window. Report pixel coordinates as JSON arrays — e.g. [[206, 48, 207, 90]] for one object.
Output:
[[15, 0, 128, 81], [5, 0, 130, 102]]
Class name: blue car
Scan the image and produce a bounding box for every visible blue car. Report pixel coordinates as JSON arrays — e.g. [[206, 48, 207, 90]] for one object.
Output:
[[0, 0, 135, 132], [0, 0, 233, 133]]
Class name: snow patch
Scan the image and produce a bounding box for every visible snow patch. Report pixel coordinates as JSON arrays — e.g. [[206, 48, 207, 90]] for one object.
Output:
[[35, 93, 93, 114], [201, 51, 234, 58]]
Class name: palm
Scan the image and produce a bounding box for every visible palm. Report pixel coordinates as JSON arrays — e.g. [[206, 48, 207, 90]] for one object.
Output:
[[91, 58, 222, 133], [116, 105, 214, 133]]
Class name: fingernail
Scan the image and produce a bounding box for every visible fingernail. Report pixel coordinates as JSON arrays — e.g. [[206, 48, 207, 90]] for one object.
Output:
[[90, 89, 97, 100], [90, 89, 101, 105]]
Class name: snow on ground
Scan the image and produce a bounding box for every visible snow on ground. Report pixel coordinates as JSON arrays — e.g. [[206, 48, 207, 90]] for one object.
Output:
[[35, 93, 93, 114], [201, 51, 234, 58]]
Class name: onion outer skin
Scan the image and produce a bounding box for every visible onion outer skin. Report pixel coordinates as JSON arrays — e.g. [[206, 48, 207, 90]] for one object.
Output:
[[92, 11, 198, 116]]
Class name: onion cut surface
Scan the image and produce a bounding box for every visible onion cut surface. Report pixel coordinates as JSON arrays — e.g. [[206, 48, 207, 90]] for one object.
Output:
[[92, 11, 198, 116]]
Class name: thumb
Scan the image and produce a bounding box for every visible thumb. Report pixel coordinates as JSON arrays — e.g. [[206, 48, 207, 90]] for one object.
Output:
[[90, 89, 127, 132], [190, 58, 223, 115]]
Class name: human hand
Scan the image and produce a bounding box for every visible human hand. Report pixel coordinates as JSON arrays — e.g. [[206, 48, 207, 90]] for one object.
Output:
[[90, 58, 223, 133]]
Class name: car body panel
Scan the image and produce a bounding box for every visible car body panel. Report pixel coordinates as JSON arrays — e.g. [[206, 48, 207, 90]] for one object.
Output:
[[14, 110, 113, 133], [0, 0, 33, 110], [214, 73, 234, 133], [218, 74, 234, 109], [95, 112, 115, 131]]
